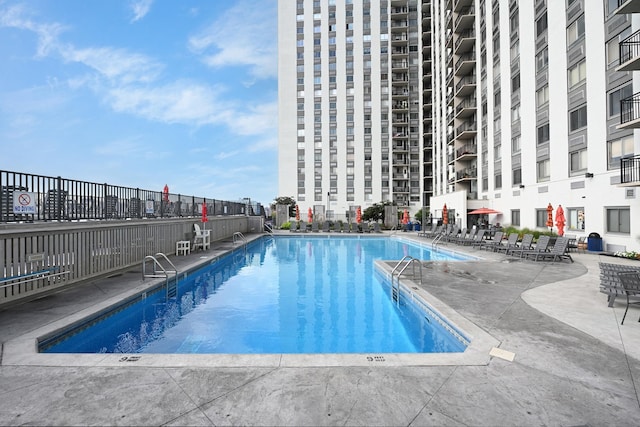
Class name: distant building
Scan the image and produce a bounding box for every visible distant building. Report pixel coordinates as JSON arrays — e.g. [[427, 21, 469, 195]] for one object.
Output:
[[278, 0, 640, 251]]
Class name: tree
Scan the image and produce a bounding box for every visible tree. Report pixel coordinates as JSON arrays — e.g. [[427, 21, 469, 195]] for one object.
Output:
[[362, 201, 394, 222], [414, 208, 430, 223], [272, 196, 297, 218]]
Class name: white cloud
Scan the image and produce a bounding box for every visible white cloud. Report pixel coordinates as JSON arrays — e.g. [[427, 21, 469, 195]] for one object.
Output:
[[188, 0, 277, 81], [0, 4, 66, 57], [129, 0, 153, 23]]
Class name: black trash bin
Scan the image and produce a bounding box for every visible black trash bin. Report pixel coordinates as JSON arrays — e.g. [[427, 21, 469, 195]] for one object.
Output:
[[587, 232, 603, 252]]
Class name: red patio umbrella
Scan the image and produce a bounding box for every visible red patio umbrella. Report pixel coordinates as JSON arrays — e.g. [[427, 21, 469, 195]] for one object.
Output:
[[163, 184, 169, 202], [555, 205, 565, 237], [546, 203, 554, 230], [295, 205, 300, 221], [356, 206, 362, 224], [402, 209, 409, 225], [308, 207, 313, 223], [201, 203, 208, 224], [468, 207, 501, 215], [442, 204, 448, 225]]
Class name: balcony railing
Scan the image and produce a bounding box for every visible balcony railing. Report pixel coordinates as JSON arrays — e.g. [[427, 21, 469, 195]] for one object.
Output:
[[620, 92, 640, 125], [620, 29, 640, 65], [621, 155, 640, 185]]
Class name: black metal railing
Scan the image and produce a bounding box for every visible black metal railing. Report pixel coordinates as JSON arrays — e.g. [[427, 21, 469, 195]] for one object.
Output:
[[619, 29, 640, 65], [621, 155, 640, 185], [620, 92, 640, 125], [0, 170, 263, 223]]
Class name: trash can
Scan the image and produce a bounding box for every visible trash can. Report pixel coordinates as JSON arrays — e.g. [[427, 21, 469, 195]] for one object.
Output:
[[587, 232, 603, 252], [414, 223, 421, 231]]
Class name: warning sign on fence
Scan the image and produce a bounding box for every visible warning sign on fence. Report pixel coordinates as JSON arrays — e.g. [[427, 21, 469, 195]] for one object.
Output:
[[13, 191, 37, 214]]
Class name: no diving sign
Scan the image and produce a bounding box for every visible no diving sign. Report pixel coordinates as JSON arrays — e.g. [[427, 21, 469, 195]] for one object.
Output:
[[13, 191, 37, 214]]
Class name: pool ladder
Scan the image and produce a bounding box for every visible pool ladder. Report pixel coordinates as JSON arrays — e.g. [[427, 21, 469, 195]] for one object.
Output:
[[390, 256, 422, 306], [142, 253, 179, 298], [233, 232, 247, 247], [431, 233, 444, 250]]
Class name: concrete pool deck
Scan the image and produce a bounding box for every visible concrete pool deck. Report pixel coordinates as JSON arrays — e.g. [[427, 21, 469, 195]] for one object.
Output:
[[1, 231, 639, 425]]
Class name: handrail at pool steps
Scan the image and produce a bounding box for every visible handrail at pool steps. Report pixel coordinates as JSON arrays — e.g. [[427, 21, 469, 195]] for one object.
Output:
[[233, 231, 247, 246], [142, 253, 179, 299], [390, 256, 422, 306]]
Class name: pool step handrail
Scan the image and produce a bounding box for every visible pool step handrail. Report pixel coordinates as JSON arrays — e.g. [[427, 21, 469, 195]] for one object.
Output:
[[263, 223, 274, 235], [390, 256, 422, 306], [233, 231, 247, 246], [432, 233, 444, 250], [142, 253, 179, 298]]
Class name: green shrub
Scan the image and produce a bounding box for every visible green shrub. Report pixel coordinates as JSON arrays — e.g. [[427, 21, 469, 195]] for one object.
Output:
[[281, 221, 291, 230]]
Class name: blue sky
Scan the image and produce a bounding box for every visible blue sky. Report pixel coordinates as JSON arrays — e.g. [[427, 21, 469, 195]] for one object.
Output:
[[0, 0, 278, 206]]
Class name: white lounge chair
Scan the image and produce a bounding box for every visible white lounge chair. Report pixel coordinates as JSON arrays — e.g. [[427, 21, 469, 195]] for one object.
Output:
[[193, 223, 210, 251]]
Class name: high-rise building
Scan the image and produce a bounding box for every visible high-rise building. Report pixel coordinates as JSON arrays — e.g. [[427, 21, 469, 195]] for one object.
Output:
[[279, 0, 640, 252]]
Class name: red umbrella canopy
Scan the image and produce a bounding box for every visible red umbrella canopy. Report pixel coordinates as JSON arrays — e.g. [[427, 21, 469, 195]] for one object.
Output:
[[356, 206, 362, 223], [546, 203, 554, 228], [555, 205, 565, 236], [295, 205, 300, 221], [308, 207, 313, 223], [402, 209, 410, 224], [468, 207, 501, 215], [163, 184, 169, 202], [442, 204, 448, 225], [202, 203, 208, 223]]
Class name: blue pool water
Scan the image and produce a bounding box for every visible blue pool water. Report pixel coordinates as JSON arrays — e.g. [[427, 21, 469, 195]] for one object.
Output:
[[41, 236, 469, 354]]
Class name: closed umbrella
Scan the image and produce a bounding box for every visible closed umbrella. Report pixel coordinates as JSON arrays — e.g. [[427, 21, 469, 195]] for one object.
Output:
[[201, 203, 208, 230], [555, 205, 565, 237], [356, 206, 362, 224], [442, 204, 448, 225], [295, 205, 300, 221], [402, 209, 410, 225], [163, 184, 169, 202], [308, 207, 313, 223], [546, 203, 554, 230]]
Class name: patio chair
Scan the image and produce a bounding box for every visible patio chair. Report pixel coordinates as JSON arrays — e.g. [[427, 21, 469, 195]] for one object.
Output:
[[418, 223, 436, 237], [311, 222, 319, 232], [526, 236, 573, 263], [450, 227, 468, 244], [299, 221, 308, 232], [506, 234, 534, 257], [322, 221, 330, 232], [371, 222, 382, 233], [599, 263, 640, 307], [494, 233, 519, 253], [290, 221, 298, 232], [617, 272, 640, 325], [193, 223, 210, 251], [462, 229, 486, 246]]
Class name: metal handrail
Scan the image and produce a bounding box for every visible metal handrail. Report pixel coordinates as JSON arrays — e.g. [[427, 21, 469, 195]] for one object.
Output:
[[390, 256, 422, 305], [233, 231, 247, 246]]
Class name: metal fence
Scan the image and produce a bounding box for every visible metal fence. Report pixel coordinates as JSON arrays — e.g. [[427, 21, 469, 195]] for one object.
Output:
[[0, 170, 264, 223]]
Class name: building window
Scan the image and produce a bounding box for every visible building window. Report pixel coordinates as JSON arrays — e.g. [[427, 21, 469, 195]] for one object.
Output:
[[568, 59, 587, 88], [536, 209, 547, 228], [569, 105, 587, 131], [536, 48, 548, 72], [606, 27, 632, 68], [511, 135, 521, 153], [495, 173, 502, 189], [537, 159, 550, 182], [511, 104, 520, 122], [511, 209, 520, 226], [567, 207, 585, 231], [536, 85, 549, 107], [512, 167, 521, 185], [609, 83, 633, 117], [537, 123, 549, 144], [511, 73, 520, 92], [606, 207, 630, 234], [567, 15, 585, 46], [570, 149, 587, 174], [536, 12, 547, 37], [607, 135, 634, 169]]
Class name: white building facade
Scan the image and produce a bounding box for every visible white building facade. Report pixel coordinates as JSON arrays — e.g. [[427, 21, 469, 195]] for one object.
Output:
[[279, 0, 640, 251]]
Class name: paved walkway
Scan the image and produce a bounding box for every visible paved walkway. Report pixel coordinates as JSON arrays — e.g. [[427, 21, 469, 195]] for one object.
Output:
[[1, 231, 640, 426]]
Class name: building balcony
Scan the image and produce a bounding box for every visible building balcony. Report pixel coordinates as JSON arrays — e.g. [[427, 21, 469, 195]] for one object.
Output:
[[455, 96, 477, 118], [454, 6, 475, 32], [617, 29, 640, 71], [619, 91, 640, 129], [455, 74, 476, 97], [455, 167, 477, 181], [454, 28, 475, 54], [454, 51, 476, 76], [620, 155, 640, 187], [455, 143, 477, 160], [453, 0, 473, 13], [455, 120, 477, 139], [615, 0, 640, 14]]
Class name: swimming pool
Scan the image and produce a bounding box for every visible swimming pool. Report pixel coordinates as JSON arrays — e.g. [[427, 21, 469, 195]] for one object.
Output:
[[41, 236, 471, 354]]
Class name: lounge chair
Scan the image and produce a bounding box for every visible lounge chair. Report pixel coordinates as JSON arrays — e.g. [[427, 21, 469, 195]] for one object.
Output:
[[494, 233, 519, 253], [290, 221, 298, 232], [371, 222, 382, 233], [418, 223, 436, 237], [599, 263, 640, 307], [442, 225, 460, 243], [462, 229, 485, 246], [299, 221, 308, 232], [474, 230, 503, 250], [525, 236, 573, 263], [520, 235, 551, 259], [322, 221, 330, 232], [450, 228, 469, 244], [311, 222, 319, 232], [506, 234, 534, 257], [618, 272, 640, 325]]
